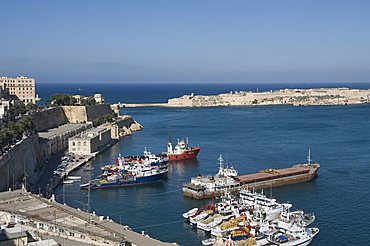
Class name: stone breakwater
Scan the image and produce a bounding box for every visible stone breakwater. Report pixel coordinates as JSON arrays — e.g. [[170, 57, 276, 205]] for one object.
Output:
[[167, 87, 370, 107]]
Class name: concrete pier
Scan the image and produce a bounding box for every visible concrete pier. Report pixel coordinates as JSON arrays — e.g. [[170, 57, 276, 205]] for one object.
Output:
[[121, 103, 168, 108], [0, 188, 177, 246]]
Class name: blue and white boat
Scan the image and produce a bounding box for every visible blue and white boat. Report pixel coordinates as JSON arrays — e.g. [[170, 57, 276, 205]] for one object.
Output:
[[80, 149, 169, 190]]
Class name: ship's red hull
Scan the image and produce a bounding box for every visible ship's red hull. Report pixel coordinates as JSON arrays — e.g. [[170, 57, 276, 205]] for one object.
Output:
[[168, 147, 200, 161]]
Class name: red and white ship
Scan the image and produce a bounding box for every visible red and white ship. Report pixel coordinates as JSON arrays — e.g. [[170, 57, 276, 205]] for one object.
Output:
[[166, 138, 200, 161]]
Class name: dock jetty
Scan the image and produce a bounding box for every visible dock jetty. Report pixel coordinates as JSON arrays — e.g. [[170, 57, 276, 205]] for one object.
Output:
[[0, 188, 177, 246]]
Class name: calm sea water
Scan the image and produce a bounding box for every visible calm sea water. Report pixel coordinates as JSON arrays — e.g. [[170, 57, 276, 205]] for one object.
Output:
[[44, 83, 370, 246]]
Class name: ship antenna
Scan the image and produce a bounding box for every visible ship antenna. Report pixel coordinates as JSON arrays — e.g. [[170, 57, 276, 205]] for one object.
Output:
[[168, 129, 172, 143], [218, 154, 224, 170]]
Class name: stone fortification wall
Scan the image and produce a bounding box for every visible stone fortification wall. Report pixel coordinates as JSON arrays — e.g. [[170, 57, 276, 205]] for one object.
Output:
[[31, 107, 68, 131], [62, 106, 87, 123], [168, 88, 370, 107], [63, 104, 113, 123], [0, 134, 44, 191], [85, 104, 113, 121]]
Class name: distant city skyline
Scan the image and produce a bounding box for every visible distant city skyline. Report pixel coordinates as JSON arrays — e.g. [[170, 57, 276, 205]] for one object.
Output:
[[1, 0, 370, 84]]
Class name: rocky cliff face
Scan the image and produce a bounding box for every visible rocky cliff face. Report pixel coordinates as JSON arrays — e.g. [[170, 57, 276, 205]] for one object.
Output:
[[106, 116, 143, 137], [119, 117, 143, 137]]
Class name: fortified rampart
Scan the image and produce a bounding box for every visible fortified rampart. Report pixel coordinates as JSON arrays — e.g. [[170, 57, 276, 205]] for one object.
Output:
[[0, 105, 141, 192], [0, 134, 44, 191], [31, 107, 68, 131], [63, 104, 113, 123], [168, 88, 370, 107]]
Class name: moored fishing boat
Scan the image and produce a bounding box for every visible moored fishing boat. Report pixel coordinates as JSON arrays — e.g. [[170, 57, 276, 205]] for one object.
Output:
[[165, 137, 200, 161], [80, 150, 169, 190], [183, 186, 320, 245]]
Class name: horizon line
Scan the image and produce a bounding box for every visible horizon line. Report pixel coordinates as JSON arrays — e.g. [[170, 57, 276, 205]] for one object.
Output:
[[35, 81, 370, 85]]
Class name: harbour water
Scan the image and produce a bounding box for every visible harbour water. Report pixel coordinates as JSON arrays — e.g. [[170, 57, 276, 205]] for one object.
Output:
[[40, 83, 370, 246]]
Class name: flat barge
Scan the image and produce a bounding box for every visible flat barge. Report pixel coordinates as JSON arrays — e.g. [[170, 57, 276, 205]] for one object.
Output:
[[183, 152, 320, 199]]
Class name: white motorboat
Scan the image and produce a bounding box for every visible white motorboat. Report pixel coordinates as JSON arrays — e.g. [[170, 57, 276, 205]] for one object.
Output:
[[182, 208, 198, 219], [201, 238, 216, 245], [267, 227, 319, 246], [190, 212, 209, 225], [197, 214, 223, 232]]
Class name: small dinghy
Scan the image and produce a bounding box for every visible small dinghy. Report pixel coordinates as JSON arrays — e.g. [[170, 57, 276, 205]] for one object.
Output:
[[202, 238, 216, 245], [68, 176, 81, 180], [83, 166, 94, 171]]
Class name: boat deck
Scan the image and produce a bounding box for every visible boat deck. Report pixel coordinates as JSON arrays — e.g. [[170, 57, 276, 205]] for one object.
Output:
[[236, 165, 312, 185]]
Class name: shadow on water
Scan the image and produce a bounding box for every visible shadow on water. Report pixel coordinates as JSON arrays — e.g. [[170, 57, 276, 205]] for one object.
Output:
[[168, 159, 199, 177]]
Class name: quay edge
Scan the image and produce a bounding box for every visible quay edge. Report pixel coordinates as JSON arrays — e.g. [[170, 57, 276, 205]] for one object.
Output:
[[0, 188, 177, 246]]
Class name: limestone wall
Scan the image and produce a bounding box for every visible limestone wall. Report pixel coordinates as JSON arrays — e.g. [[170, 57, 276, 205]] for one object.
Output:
[[0, 134, 44, 191], [63, 104, 113, 123], [85, 104, 113, 121], [62, 106, 87, 123], [167, 88, 370, 107], [31, 108, 68, 131]]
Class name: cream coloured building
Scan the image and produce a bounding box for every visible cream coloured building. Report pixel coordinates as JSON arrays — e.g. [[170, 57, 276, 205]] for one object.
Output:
[[0, 76, 39, 104], [68, 127, 111, 155]]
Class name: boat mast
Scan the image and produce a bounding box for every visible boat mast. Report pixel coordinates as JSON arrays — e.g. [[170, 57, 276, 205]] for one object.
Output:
[[87, 177, 91, 213], [218, 154, 224, 171], [63, 177, 65, 204], [307, 148, 311, 165]]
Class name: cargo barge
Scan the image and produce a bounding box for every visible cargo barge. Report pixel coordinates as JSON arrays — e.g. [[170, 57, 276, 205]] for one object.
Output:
[[183, 151, 320, 199]]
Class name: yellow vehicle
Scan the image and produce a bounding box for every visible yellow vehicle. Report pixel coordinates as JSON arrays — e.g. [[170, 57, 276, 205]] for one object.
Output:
[[259, 168, 280, 175]]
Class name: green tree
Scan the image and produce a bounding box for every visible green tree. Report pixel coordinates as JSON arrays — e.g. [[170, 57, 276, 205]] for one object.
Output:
[[50, 94, 77, 106], [80, 97, 96, 106]]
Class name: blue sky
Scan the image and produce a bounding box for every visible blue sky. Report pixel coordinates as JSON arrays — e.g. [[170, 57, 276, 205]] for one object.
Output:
[[0, 0, 369, 84]]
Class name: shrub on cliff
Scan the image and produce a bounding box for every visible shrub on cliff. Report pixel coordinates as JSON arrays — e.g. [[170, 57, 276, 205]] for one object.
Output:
[[92, 112, 118, 127], [50, 94, 77, 106], [0, 116, 34, 150], [80, 97, 96, 106]]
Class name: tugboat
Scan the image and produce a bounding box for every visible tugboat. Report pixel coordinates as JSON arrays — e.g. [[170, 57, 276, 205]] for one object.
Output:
[[166, 137, 200, 161]]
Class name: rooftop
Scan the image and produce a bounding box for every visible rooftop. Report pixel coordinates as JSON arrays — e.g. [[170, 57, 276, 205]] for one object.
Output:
[[0, 189, 176, 246], [38, 124, 89, 139]]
